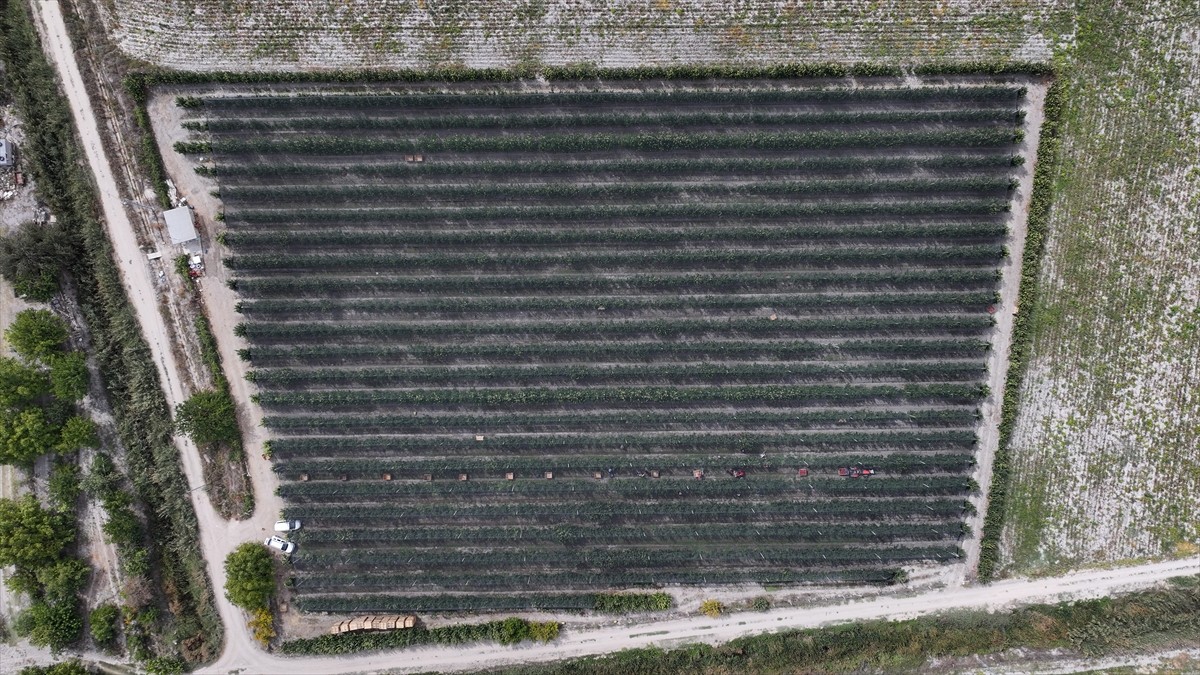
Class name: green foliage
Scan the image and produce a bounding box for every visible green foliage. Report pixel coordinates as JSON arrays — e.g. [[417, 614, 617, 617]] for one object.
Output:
[[175, 389, 238, 446], [19, 660, 91, 675], [16, 599, 83, 651], [1, 0, 220, 662], [593, 592, 674, 613], [280, 617, 561, 655], [492, 579, 1200, 675], [0, 496, 74, 568], [55, 415, 98, 453], [89, 603, 121, 648], [0, 407, 58, 465], [224, 542, 275, 610], [751, 596, 771, 612], [700, 599, 724, 617], [48, 352, 89, 402], [0, 221, 77, 301], [0, 356, 50, 409], [47, 461, 80, 511], [35, 558, 88, 602], [5, 310, 69, 362], [101, 506, 142, 547], [527, 621, 560, 642]]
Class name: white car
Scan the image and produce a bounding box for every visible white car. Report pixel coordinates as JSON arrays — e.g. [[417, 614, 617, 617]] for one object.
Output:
[[265, 535, 296, 554], [274, 519, 302, 532]]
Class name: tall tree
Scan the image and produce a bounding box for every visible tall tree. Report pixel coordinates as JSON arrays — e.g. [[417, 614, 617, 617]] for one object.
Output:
[[0, 495, 74, 568], [5, 309, 69, 362], [223, 542, 275, 610]]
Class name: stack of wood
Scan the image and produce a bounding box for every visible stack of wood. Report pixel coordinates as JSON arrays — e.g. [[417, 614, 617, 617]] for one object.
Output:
[[329, 615, 418, 635]]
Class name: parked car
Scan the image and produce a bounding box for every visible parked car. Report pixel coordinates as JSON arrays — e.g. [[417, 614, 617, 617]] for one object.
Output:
[[265, 535, 296, 554], [274, 519, 302, 532]]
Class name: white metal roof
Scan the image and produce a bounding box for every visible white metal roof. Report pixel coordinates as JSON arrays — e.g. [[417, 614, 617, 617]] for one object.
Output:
[[164, 206, 198, 245]]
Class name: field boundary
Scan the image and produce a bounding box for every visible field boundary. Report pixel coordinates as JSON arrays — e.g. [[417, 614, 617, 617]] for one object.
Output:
[[978, 79, 1064, 581]]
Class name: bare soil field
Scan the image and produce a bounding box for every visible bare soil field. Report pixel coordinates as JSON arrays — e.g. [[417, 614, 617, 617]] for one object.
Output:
[[998, 0, 1200, 572], [94, 0, 1071, 72]]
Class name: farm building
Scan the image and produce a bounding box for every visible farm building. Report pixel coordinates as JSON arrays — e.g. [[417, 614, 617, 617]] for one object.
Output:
[[164, 205, 201, 254], [0, 139, 13, 167]]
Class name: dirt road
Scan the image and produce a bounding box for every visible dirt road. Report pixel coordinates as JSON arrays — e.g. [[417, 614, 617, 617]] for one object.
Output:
[[31, 0, 277, 665], [193, 557, 1198, 675]]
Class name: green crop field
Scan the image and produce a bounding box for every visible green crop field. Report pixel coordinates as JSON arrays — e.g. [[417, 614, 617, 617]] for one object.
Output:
[[177, 80, 1031, 612]]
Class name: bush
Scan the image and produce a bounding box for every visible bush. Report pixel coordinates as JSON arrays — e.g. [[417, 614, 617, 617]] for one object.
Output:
[[19, 660, 91, 675], [700, 599, 724, 618], [0, 221, 77, 301], [0, 356, 50, 409], [528, 621, 560, 642], [47, 461, 80, 511], [751, 596, 771, 612], [247, 607, 274, 647], [16, 599, 82, 650], [48, 352, 89, 402], [89, 604, 120, 648], [593, 592, 674, 613], [0, 495, 73, 568], [55, 416, 98, 453], [5, 309, 68, 362], [35, 558, 88, 602], [224, 542, 275, 610], [0, 407, 57, 465]]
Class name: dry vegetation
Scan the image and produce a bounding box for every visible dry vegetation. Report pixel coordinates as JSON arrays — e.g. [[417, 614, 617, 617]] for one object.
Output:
[[999, 0, 1200, 571], [98, 0, 1070, 71]]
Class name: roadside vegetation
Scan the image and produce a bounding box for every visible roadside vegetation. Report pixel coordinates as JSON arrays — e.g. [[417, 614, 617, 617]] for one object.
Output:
[[223, 542, 276, 646], [491, 575, 1200, 674], [174, 303, 252, 520], [0, 0, 220, 665], [280, 616, 561, 655]]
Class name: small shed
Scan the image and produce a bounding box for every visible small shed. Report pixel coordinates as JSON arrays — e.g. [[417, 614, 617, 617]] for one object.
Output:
[[0, 139, 13, 167], [163, 206, 201, 254]]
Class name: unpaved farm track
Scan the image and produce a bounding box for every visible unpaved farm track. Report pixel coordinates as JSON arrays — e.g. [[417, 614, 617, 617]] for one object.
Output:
[[31, 0, 277, 667], [196, 558, 1198, 675]]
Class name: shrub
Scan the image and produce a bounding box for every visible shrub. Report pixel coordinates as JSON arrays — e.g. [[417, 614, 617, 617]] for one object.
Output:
[[0, 495, 73, 568], [700, 599, 724, 618], [0, 221, 77, 301], [751, 596, 771, 612], [48, 352, 89, 402], [175, 390, 238, 447], [55, 416, 98, 453], [5, 310, 68, 362], [528, 621, 560, 642], [247, 607, 274, 647], [47, 461, 80, 511], [593, 592, 674, 613], [224, 542, 275, 610], [88, 604, 120, 648]]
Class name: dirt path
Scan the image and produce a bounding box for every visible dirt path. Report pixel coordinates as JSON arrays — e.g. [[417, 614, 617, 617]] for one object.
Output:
[[957, 81, 1049, 584], [194, 557, 1199, 675], [30, 0, 277, 666]]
